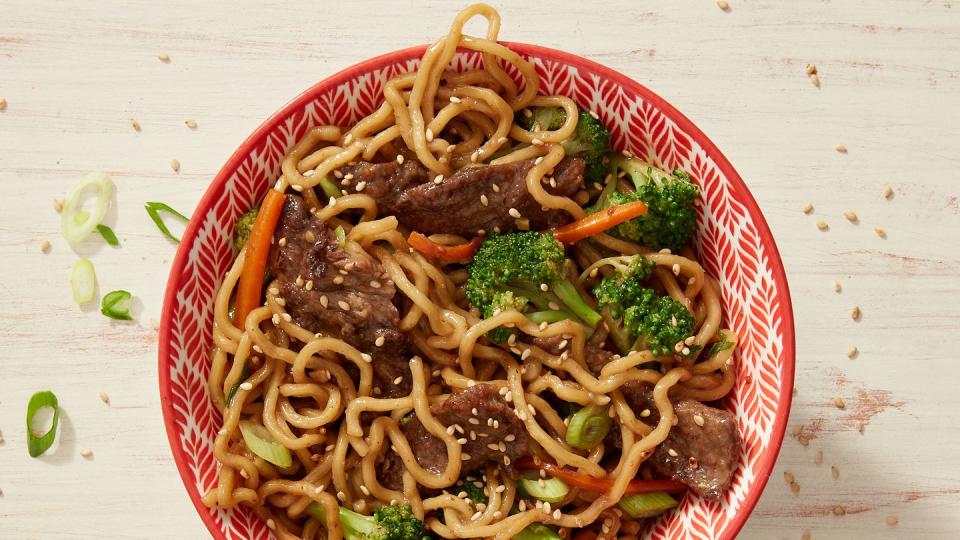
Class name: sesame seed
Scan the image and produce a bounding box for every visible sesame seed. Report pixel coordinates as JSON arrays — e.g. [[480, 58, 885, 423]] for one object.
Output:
[[446, 425, 456, 435], [851, 306, 861, 320], [805, 64, 817, 75], [281, 313, 292, 322], [360, 484, 370, 495], [319, 295, 329, 308], [589, 110, 600, 120], [336, 491, 346, 501], [816, 220, 829, 231], [336, 300, 350, 311], [835, 144, 848, 154], [833, 396, 846, 409], [668, 448, 678, 457], [375, 336, 385, 347], [693, 414, 704, 427], [548, 301, 560, 311], [457, 438, 467, 445], [814, 450, 823, 465], [275, 298, 286, 307], [468, 418, 480, 425], [802, 202, 814, 214], [790, 481, 800, 494], [268, 287, 280, 295], [833, 280, 842, 293], [874, 227, 887, 238], [449, 96, 462, 103], [531, 138, 544, 146], [158, 53, 171, 62], [53, 198, 65, 213], [461, 453, 471, 461], [343, 133, 355, 146], [832, 506, 845, 516], [681, 347, 690, 355], [640, 409, 651, 417], [272, 314, 281, 325], [882, 185, 894, 199], [333, 276, 344, 285], [553, 509, 562, 519], [886, 516, 898, 526], [99, 391, 110, 405], [39, 240, 51, 253], [184, 119, 197, 129], [434, 174, 443, 184], [425, 128, 434, 142], [784, 471, 795, 483], [843, 210, 858, 222], [520, 349, 531, 360], [354, 180, 366, 192], [80, 449, 93, 458], [397, 154, 405, 164], [832, 465, 840, 479], [239, 382, 253, 391], [480, 194, 489, 206], [847, 346, 858, 359], [717, 0, 730, 10], [253, 345, 262, 353], [672, 263, 681, 276], [810, 73, 821, 88]]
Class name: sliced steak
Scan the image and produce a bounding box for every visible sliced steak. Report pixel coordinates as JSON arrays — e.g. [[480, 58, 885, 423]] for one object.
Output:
[[340, 157, 586, 235], [650, 400, 739, 500], [379, 384, 530, 490], [268, 194, 411, 397]]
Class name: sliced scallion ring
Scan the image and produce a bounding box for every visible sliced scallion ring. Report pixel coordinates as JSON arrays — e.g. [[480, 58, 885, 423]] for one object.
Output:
[[565, 404, 613, 450], [96, 224, 119, 246], [26, 390, 60, 457], [518, 475, 570, 503], [144, 201, 189, 243], [238, 420, 292, 467], [101, 289, 133, 320], [71, 259, 97, 304], [61, 172, 115, 244]]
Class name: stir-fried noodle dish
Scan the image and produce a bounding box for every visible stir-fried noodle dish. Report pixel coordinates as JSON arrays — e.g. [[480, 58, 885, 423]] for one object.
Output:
[[206, 5, 740, 539]]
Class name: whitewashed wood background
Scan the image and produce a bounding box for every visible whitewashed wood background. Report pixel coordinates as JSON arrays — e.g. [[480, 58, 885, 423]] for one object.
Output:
[[1, 1, 958, 538]]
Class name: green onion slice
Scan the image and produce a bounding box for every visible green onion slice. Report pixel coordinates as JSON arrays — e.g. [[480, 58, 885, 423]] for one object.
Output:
[[318, 176, 341, 200], [144, 201, 189, 243], [96, 224, 119, 246], [513, 524, 562, 540], [617, 491, 679, 519], [26, 390, 60, 457], [238, 420, 292, 467], [101, 289, 133, 320], [565, 404, 613, 450], [61, 172, 115, 244], [518, 475, 570, 503], [334, 225, 346, 248], [71, 259, 97, 304]]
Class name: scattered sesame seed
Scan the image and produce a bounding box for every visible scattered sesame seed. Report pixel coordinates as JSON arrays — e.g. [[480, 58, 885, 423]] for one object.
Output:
[[784, 471, 795, 483], [343, 133, 355, 146], [98, 391, 110, 405], [802, 202, 814, 214], [53, 198, 65, 213], [480, 194, 489, 206], [39, 240, 51, 253], [816, 220, 829, 231], [461, 453, 472, 461], [337, 300, 350, 311], [693, 414, 705, 427], [843, 210, 858, 222], [531, 138, 544, 146], [640, 409, 651, 417], [833, 280, 842, 293], [672, 263, 681, 276], [375, 336, 385, 347], [886, 515, 898, 526], [832, 505, 845, 516], [434, 174, 443, 184], [169, 158, 181, 173], [360, 484, 370, 496], [790, 481, 800, 494], [319, 295, 329, 308], [272, 314, 281, 325], [847, 346, 858, 359], [425, 128, 434, 142], [716, 0, 730, 9], [281, 313, 292, 322], [814, 450, 823, 465], [810, 73, 821, 88], [508, 208, 521, 218], [851, 306, 861, 320], [667, 448, 678, 457], [831, 465, 840, 479], [835, 144, 848, 154], [874, 227, 887, 238], [266, 518, 276, 529], [333, 276, 344, 285], [80, 449, 93, 458], [239, 382, 253, 391], [805, 64, 817, 75], [397, 154, 405, 164], [158, 53, 171, 62], [589, 110, 600, 120], [184, 119, 197, 129], [553, 509, 562, 519], [882, 185, 894, 199]]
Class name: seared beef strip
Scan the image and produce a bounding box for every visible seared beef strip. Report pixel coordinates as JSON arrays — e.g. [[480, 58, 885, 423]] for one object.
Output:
[[379, 384, 530, 490], [339, 157, 586, 235], [650, 399, 739, 500], [268, 194, 411, 397]]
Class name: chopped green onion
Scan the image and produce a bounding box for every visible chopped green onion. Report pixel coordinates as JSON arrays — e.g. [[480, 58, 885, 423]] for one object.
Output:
[[513, 524, 562, 540], [526, 310, 569, 325], [334, 225, 346, 248], [617, 491, 679, 518], [318, 176, 341, 199], [71, 259, 97, 304], [226, 362, 250, 405], [144, 201, 189, 243], [26, 390, 60, 457], [96, 224, 119, 246], [565, 404, 612, 450], [708, 338, 733, 357], [61, 172, 115, 244], [101, 290, 133, 320], [238, 420, 292, 467], [518, 475, 569, 503]]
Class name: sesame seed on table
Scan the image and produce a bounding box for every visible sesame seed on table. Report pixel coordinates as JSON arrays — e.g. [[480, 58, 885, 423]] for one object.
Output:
[[0, 1, 956, 539]]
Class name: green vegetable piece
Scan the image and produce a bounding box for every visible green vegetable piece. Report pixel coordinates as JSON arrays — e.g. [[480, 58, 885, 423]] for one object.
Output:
[[617, 491, 679, 519], [565, 404, 612, 450], [454, 476, 489, 504], [144, 201, 190, 244], [233, 207, 259, 252], [71, 258, 97, 304], [518, 108, 610, 181], [318, 176, 342, 200], [96, 224, 120, 246], [238, 420, 292, 468], [306, 502, 426, 540], [225, 361, 250, 405], [513, 523, 562, 540], [61, 172, 115, 244], [518, 476, 570, 503], [708, 331, 734, 357], [101, 290, 133, 320], [335, 225, 347, 248], [26, 390, 60, 457]]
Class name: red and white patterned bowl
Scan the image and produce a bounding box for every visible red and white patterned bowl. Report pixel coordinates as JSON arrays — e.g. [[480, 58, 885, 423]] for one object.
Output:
[[159, 43, 795, 540]]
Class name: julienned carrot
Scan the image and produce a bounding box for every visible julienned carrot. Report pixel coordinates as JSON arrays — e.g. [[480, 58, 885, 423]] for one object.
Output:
[[552, 200, 648, 244], [408, 231, 482, 262], [233, 190, 286, 328], [516, 457, 686, 495]]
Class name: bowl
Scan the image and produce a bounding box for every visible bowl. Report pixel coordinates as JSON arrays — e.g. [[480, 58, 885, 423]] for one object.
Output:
[[159, 43, 795, 540]]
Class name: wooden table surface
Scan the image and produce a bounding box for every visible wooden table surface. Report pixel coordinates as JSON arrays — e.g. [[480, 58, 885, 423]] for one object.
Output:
[[2, 1, 958, 538]]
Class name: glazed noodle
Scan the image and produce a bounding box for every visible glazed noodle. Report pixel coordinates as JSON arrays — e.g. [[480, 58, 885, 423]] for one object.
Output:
[[204, 4, 739, 540]]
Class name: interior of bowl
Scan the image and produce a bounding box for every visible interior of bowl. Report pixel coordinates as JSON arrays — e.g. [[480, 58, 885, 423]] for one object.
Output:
[[159, 43, 794, 540]]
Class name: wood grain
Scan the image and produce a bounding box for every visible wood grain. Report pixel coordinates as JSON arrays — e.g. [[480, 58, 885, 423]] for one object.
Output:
[[1, 0, 958, 538]]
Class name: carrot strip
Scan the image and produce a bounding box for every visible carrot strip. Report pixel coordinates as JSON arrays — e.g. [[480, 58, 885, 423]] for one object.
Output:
[[408, 231, 481, 261], [232, 190, 286, 328], [552, 200, 648, 244], [516, 457, 686, 495]]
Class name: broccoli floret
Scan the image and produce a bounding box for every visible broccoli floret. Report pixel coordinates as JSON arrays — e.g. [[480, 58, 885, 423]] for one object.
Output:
[[517, 107, 611, 182], [465, 231, 601, 341], [454, 476, 489, 505], [600, 156, 700, 251], [306, 503, 426, 540], [592, 258, 694, 357], [232, 207, 259, 252]]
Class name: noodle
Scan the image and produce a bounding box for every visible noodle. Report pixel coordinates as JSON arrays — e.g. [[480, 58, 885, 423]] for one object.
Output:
[[204, 4, 739, 539]]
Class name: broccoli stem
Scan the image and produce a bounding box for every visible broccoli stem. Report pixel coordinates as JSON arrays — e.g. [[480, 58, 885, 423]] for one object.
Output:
[[337, 507, 379, 538], [526, 310, 571, 324], [551, 279, 601, 328], [602, 310, 633, 354]]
